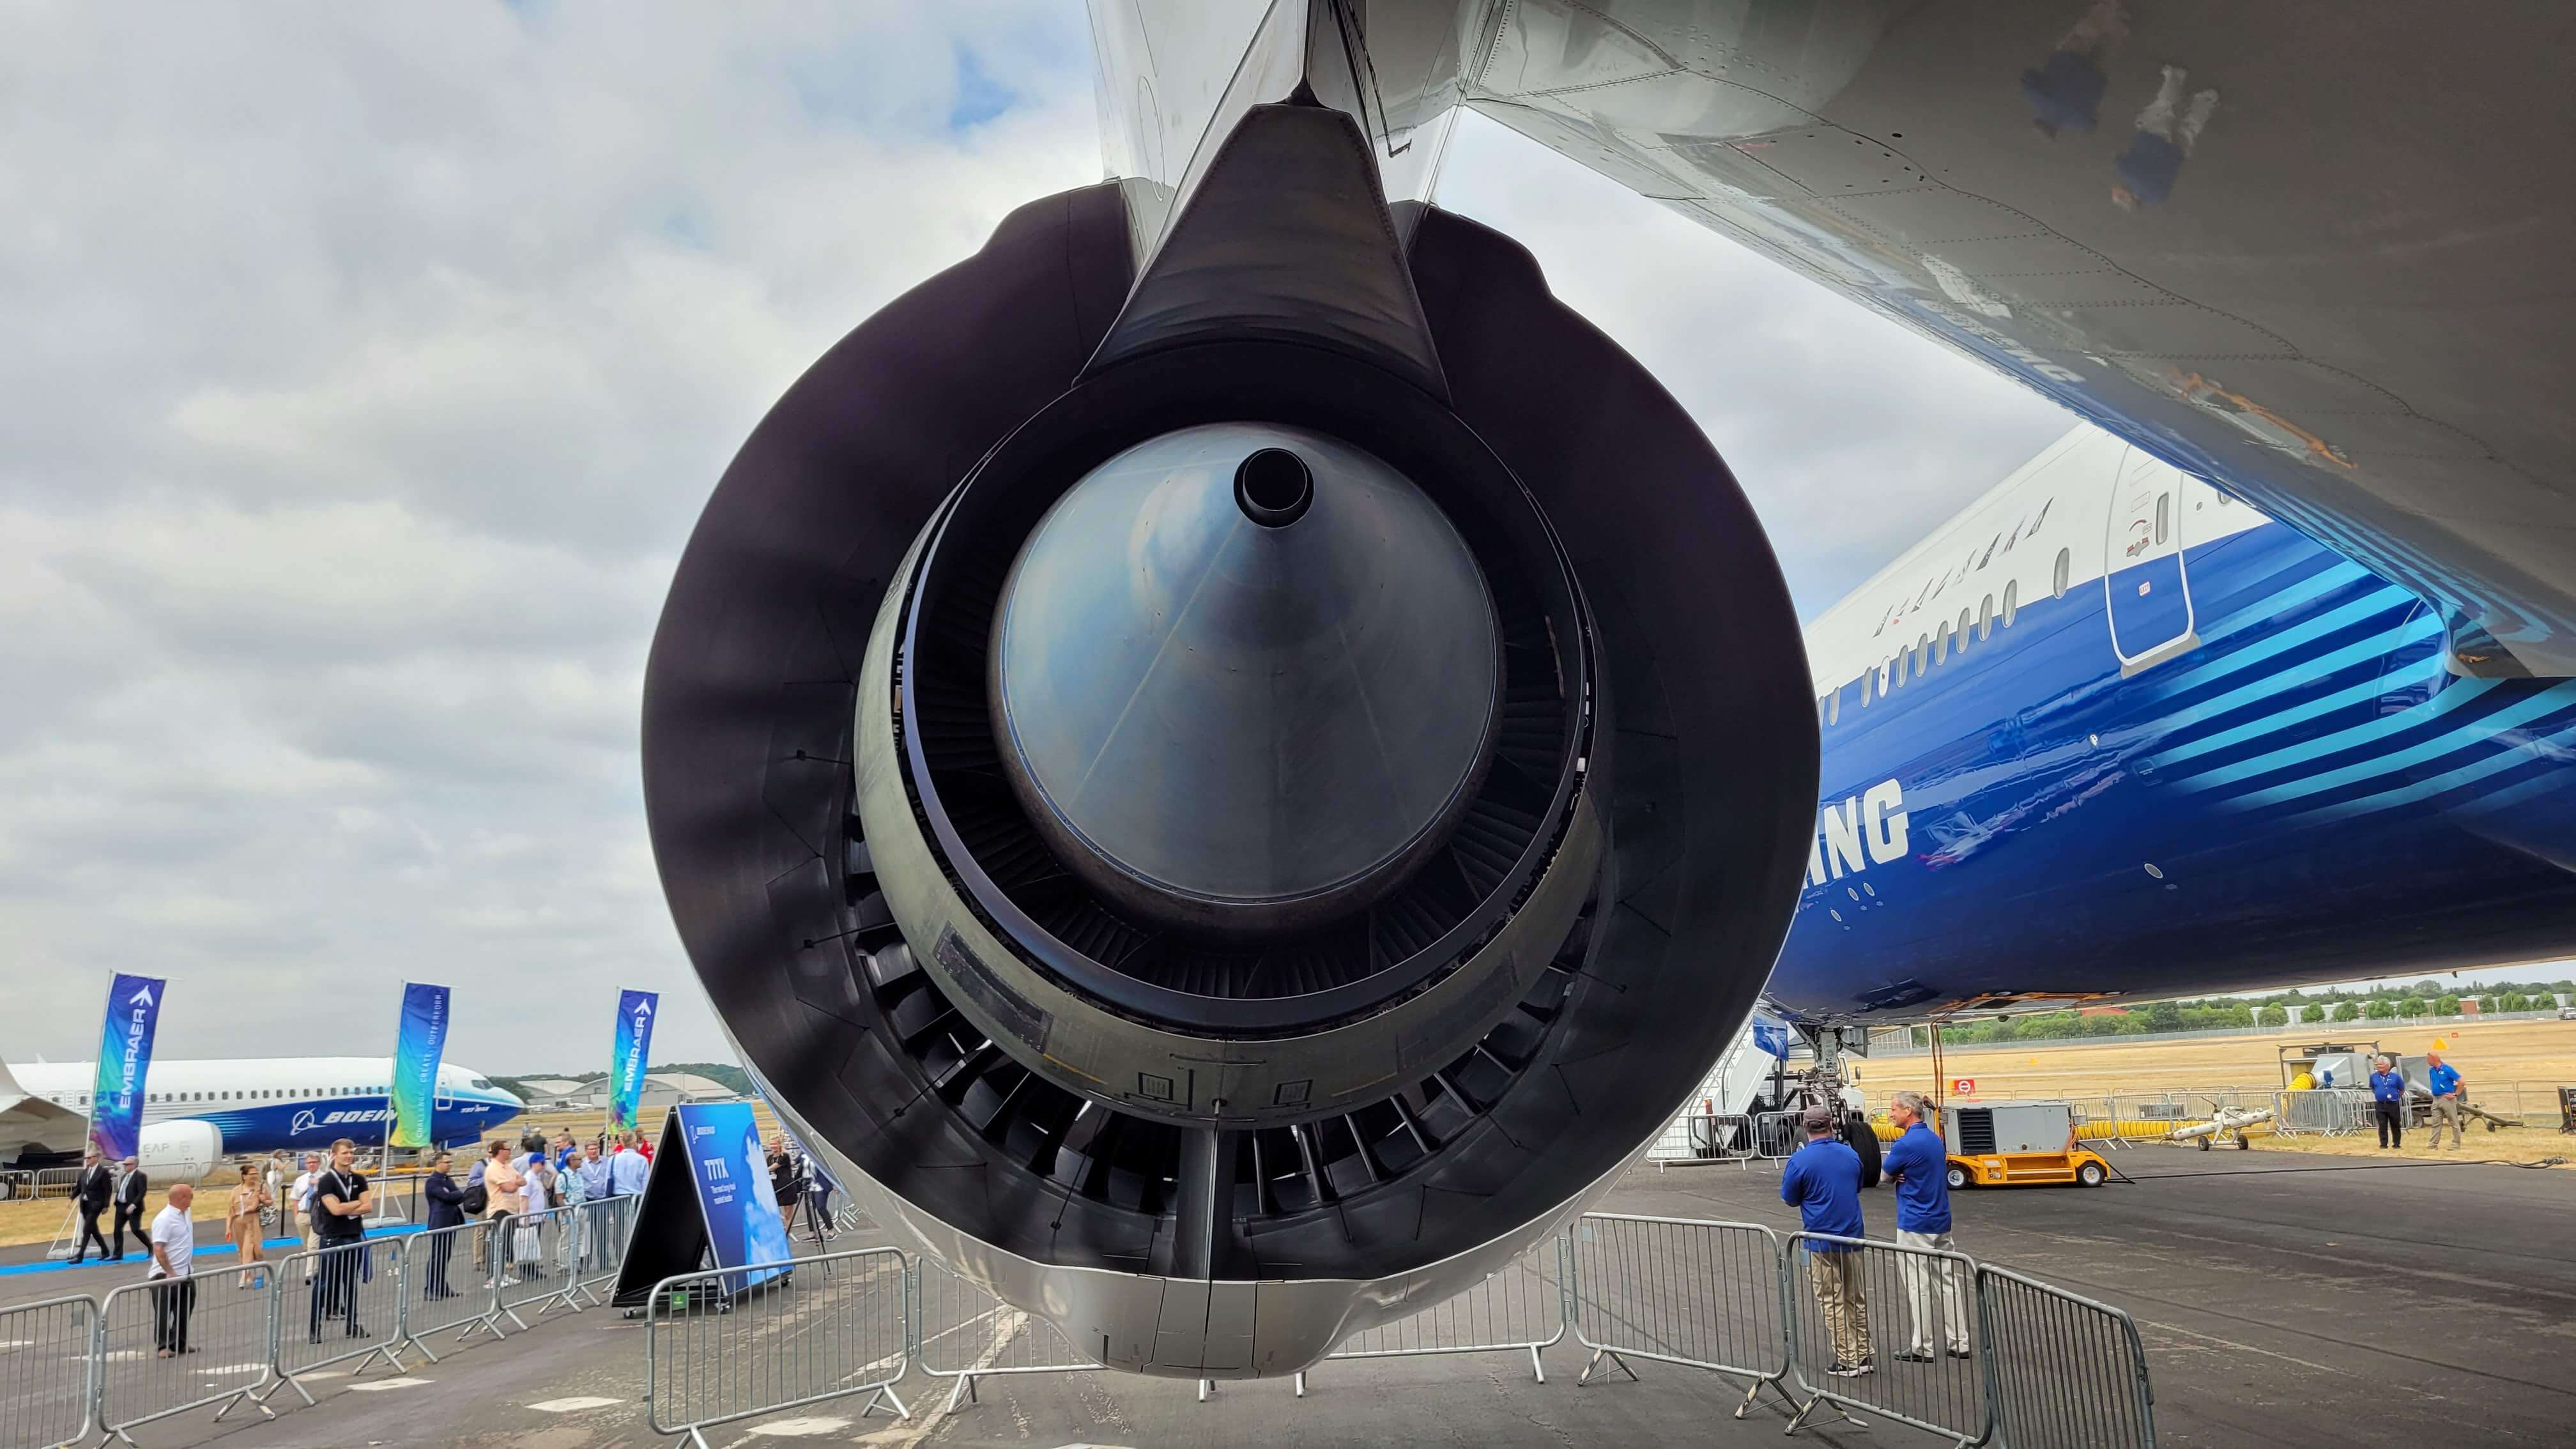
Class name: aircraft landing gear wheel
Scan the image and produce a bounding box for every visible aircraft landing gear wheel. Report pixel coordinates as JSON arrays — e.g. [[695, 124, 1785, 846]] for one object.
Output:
[[2236, 1135, 2251, 1150], [1945, 1164, 1970, 1191], [2077, 1161, 2107, 1187], [1846, 1112, 1883, 1188], [2197, 1136, 2212, 1151]]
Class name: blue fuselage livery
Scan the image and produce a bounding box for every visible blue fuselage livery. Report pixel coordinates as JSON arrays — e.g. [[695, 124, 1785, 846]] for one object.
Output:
[[1767, 426, 2576, 1025], [6, 1055, 525, 1162]]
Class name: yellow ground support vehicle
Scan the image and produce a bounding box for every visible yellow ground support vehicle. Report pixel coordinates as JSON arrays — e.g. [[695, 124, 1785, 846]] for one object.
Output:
[[1938, 1100, 2110, 1189]]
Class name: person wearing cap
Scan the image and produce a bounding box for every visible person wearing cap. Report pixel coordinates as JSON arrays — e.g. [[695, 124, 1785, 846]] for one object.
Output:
[[1781, 1103, 1873, 1377]]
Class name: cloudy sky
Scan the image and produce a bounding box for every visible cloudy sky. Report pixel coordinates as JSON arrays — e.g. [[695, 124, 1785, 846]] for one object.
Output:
[[0, 5, 2074, 1075]]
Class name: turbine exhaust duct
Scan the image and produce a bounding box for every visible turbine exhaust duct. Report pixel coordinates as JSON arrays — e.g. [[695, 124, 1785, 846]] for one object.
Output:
[[641, 91, 1816, 1377]]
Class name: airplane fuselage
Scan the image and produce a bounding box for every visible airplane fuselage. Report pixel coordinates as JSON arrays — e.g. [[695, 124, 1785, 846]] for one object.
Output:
[[6, 1056, 525, 1162], [1774, 427, 2576, 1023]]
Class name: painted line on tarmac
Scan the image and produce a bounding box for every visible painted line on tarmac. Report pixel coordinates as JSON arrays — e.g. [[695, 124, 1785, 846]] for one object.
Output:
[[0, 1223, 423, 1278], [854, 1307, 1034, 1449], [746, 1417, 852, 1436]]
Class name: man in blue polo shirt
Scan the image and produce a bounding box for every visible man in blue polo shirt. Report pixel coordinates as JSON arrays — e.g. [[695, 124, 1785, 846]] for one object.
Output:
[[2424, 1052, 2467, 1149], [2368, 1055, 2407, 1149], [1882, 1092, 1972, 1363], [1781, 1104, 1872, 1377]]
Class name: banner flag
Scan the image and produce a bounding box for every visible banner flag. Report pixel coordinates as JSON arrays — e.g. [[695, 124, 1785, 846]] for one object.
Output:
[[88, 974, 166, 1162], [388, 982, 452, 1149], [1752, 1016, 1792, 1061], [607, 989, 660, 1134]]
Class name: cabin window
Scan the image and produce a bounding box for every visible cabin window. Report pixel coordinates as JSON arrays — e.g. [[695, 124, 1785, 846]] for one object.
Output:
[[2003, 581, 2020, 627], [1977, 595, 1994, 640], [2053, 548, 2072, 599], [1828, 688, 1841, 726], [1956, 607, 1972, 646], [2154, 492, 2171, 546]]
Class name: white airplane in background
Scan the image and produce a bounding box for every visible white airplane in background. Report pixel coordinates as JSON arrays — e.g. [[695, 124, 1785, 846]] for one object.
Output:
[[0, 1056, 525, 1181]]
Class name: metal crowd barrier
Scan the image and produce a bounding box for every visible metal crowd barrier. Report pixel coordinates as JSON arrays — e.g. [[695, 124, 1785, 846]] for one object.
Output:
[[1784, 1232, 1986, 1445], [2273, 1089, 2372, 1137], [1751, 1109, 1804, 1160], [0, 1295, 96, 1449], [10, 1201, 651, 1445], [645, 1248, 911, 1446], [1565, 1213, 1796, 1418], [96, 1262, 279, 1443], [575, 1194, 637, 1298], [1653, 1113, 1761, 1171], [13, 1203, 2160, 1445], [398, 1218, 503, 1358], [264, 1238, 407, 1404], [1303, 1239, 1568, 1391], [1979, 1264, 2157, 1448], [912, 1254, 1106, 1412], [494, 1205, 582, 1328]]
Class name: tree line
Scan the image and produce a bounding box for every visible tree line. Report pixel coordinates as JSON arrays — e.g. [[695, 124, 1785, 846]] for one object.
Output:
[[1912, 978, 2573, 1046]]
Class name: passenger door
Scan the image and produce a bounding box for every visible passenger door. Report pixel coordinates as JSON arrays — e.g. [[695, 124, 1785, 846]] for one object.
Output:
[[2103, 445, 2198, 674]]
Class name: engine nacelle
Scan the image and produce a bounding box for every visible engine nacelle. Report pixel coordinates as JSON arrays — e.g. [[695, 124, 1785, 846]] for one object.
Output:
[[137, 1119, 223, 1184], [642, 97, 1816, 1377]]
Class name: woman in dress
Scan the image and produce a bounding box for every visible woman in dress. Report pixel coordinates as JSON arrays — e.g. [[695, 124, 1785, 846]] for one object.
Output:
[[766, 1134, 803, 1238], [223, 1161, 268, 1289]]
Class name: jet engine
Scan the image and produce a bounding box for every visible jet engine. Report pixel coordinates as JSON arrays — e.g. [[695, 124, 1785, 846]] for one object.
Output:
[[137, 1119, 222, 1184], [641, 86, 1816, 1376]]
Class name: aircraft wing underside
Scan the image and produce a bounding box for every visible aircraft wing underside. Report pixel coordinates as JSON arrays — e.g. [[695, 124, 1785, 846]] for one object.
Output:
[[1093, 0, 2576, 676]]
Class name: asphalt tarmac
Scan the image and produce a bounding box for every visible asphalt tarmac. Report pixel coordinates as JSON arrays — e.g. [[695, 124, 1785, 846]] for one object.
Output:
[[4, 1144, 2567, 1447]]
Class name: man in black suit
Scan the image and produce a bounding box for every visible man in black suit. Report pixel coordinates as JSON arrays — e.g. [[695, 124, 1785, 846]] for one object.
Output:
[[70, 1151, 114, 1264], [112, 1156, 150, 1261]]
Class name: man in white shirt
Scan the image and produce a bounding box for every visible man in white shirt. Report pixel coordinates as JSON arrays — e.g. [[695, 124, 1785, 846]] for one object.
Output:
[[608, 1137, 652, 1197], [147, 1183, 197, 1357], [289, 1153, 321, 1247]]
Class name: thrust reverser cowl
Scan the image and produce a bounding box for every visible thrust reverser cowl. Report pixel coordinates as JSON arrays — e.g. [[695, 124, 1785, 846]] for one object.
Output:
[[640, 93, 1817, 1378]]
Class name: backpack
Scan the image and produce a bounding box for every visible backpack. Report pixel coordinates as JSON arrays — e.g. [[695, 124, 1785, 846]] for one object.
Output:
[[461, 1181, 488, 1215]]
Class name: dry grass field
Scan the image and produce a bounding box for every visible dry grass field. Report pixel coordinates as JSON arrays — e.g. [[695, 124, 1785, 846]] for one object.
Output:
[[1853, 1016, 2576, 1165], [1853, 1016, 2576, 1103]]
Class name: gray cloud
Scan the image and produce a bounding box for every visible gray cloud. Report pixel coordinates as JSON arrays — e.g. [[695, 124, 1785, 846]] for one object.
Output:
[[1, 12, 2074, 1077]]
